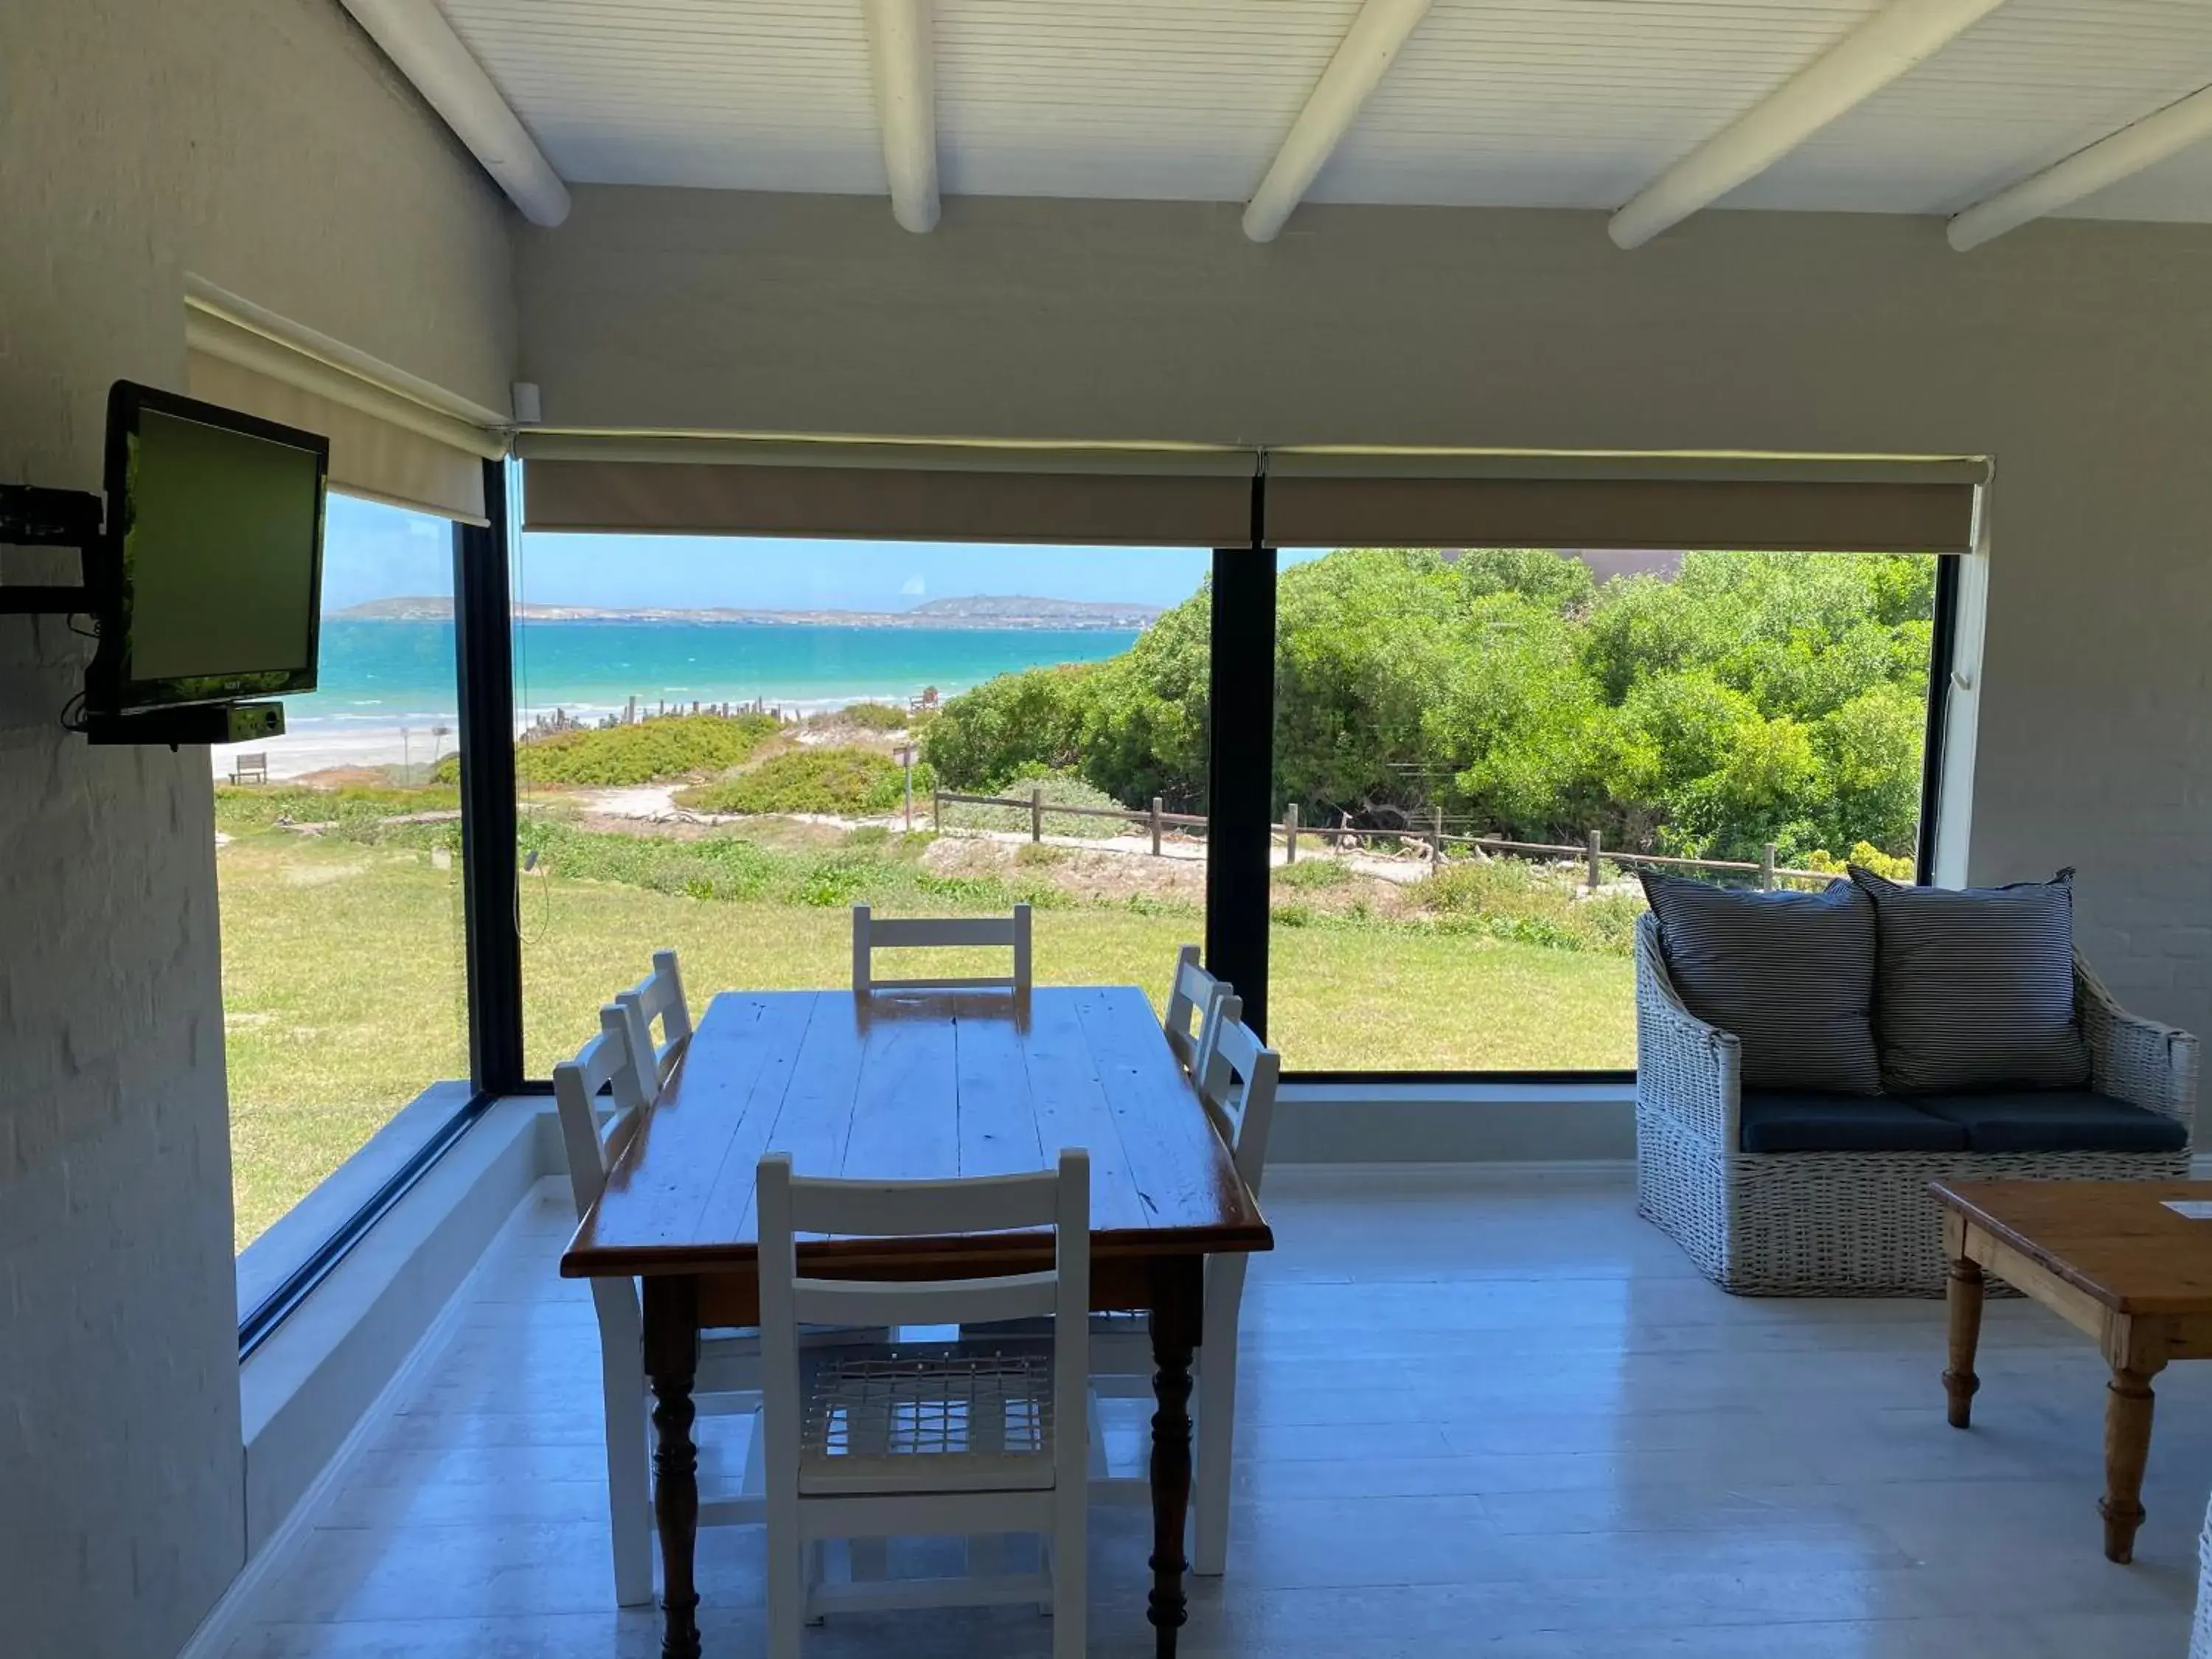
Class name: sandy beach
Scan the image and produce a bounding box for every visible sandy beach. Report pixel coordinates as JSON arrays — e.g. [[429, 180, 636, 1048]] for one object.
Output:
[[211, 723, 462, 782]]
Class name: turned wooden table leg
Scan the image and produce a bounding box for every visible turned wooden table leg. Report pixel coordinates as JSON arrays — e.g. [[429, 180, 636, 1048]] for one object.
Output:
[[1147, 1258, 1203, 1659], [1944, 1257, 1985, 1429], [644, 1276, 703, 1659], [2099, 1360, 2164, 1565]]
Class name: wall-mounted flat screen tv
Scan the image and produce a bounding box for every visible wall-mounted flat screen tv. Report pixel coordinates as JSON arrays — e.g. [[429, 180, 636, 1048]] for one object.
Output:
[[88, 382, 329, 714]]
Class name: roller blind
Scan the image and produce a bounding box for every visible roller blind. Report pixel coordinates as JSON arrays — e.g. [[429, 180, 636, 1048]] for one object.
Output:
[[518, 436, 1986, 554], [1264, 452, 1987, 554], [518, 437, 1255, 546], [184, 303, 506, 525]]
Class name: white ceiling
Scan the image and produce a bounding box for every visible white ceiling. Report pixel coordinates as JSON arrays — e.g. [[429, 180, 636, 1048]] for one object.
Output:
[[437, 0, 2212, 223]]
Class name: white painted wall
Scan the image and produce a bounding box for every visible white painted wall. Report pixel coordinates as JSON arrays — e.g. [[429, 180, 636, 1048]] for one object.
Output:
[[513, 189, 2212, 1038], [0, 4, 512, 1655]]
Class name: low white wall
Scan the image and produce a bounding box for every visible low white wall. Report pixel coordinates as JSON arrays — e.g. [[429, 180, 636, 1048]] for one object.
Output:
[[237, 1099, 545, 1557]]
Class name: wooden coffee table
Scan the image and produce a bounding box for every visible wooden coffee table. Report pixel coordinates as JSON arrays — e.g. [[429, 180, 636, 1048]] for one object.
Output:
[[1933, 1179, 2212, 1563]]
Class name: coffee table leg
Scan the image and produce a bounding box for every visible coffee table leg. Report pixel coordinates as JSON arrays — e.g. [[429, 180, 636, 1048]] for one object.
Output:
[[2099, 1361, 2164, 1564], [1944, 1257, 1984, 1429]]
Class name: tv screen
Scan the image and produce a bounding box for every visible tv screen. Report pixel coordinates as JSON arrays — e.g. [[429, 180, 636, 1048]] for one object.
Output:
[[90, 382, 329, 714]]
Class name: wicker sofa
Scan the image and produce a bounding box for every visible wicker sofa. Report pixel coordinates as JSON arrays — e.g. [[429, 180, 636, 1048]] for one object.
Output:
[[1633, 912, 2198, 1295]]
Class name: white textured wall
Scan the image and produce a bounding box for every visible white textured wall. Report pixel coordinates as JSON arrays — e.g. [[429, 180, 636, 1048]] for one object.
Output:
[[0, 4, 511, 1655], [515, 189, 2212, 1037]]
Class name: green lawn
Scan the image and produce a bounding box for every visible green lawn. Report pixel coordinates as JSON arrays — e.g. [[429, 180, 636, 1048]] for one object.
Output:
[[218, 832, 1634, 1249]]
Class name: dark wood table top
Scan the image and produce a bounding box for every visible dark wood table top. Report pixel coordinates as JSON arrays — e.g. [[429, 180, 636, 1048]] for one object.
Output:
[[1933, 1180, 2212, 1317], [562, 984, 1273, 1280]]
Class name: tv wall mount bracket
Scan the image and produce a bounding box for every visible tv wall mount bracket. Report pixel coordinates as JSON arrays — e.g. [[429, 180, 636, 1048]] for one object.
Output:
[[0, 484, 100, 613]]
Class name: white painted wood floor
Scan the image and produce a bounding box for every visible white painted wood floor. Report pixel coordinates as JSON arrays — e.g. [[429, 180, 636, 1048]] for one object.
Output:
[[219, 1169, 2212, 1658]]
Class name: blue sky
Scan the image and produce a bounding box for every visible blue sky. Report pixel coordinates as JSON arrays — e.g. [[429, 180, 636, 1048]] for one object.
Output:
[[322, 493, 1253, 613]]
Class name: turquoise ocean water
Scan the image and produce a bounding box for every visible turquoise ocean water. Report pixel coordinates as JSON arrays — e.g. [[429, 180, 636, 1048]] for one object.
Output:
[[291, 619, 1142, 733]]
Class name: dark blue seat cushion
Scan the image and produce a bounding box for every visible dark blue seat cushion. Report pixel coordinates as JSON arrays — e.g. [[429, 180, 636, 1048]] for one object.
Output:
[[1739, 1091, 1966, 1154], [1908, 1089, 2188, 1154]]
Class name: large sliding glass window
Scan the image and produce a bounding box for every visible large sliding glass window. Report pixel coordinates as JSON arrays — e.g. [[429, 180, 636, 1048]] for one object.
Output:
[[509, 536, 1212, 1075], [212, 494, 468, 1251], [1265, 546, 1943, 1073]]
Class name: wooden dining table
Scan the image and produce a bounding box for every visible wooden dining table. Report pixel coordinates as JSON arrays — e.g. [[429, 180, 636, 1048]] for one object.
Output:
[[560, 982, 1275, 1659]]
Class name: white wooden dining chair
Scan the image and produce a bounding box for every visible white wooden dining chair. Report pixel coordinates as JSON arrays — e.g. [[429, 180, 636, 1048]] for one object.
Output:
[[1161, 945, 1230, 1079], [553, 1001, 767, 1607], [757, 1150, 1091, 1659], [1087, 995, 1279, 1576], [851, 902, 1032, 993], [614, 947, 692, 1089]]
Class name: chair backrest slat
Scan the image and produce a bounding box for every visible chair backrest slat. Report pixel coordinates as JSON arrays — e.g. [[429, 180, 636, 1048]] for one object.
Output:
[[779, 1166, 1069, 1238], [1197, 1000, 1281, 1199], [791, 1270, 1060, 1329], [616, 948, 692, 1087], [1162, 945, 1230, 1077], [551, 1003, 656, 1220], [851, 902, 1033, 992]]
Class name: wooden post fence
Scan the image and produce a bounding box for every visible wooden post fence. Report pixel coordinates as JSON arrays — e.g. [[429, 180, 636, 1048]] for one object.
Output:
[[1587, 829, 1603, 891], [1150, 797, 1164, 856], [1031, 785, 1044, 844], [1761, 843, 1778, 891], [932, 790, 942, 834], [1431, 806, 1445, 865], [1284, 801, 1298, 864]]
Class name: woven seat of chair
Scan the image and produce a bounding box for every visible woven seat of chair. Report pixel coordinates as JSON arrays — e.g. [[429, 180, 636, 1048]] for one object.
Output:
[[799, 1352, 1058, 1495]]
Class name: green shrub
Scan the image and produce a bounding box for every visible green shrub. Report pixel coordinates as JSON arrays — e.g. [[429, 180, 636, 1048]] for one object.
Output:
[[519, 820, 781, 901], [1413, 857, 1551, 915], [215, 783, 459, 837], [1798, 841, 1915, 883], [1408, 854, 1641, 956], [936, 769, 1130, 840], [678, 746, 903, 816], [512, 713, 782, 787], [1015, 842, 1071, 868], [1273, 858, 1352, 890], [820, 701, 911, 731]]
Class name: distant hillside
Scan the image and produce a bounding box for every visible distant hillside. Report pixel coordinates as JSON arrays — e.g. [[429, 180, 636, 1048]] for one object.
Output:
[[903, 595, 1162, 627], [333, 596, 455, 621], [330, 594, 1162, 630]]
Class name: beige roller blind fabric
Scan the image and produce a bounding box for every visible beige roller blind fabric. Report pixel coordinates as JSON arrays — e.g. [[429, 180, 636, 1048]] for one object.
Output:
[[518, 439, 1253, 546], [518, 437, 1984, 554], [184, 307, 504, 524], [1262, 453, 1985, 554]]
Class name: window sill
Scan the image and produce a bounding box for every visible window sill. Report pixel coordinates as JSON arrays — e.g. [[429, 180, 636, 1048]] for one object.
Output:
[[234, 1080, 477, 1324], [1270, 1077, 1636, 1163]]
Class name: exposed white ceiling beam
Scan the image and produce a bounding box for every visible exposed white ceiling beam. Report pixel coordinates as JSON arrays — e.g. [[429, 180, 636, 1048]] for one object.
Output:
[[340, 0, 570, 228], [1608, 0, 2010, 250], [864, 0, 941, 234], [1243, 0, 1433, 244], [1949, 84, 2212, 251]]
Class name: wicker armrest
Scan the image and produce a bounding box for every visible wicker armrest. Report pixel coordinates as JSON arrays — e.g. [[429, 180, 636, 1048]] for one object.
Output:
[[2078, 956, 2199, 1133], [1634, 914, 1742, 1152]]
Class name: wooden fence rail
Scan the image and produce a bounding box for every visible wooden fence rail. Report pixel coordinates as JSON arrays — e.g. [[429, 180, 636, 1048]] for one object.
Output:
[[930, 790, 1829, 888]]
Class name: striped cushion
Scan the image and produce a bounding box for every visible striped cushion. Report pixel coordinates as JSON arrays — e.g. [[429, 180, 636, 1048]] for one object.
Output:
[[1640, 873, 1882, 1095], [1848, 867, 2090, 1094]]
